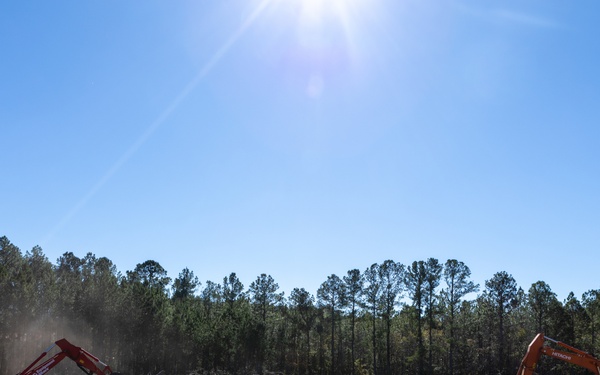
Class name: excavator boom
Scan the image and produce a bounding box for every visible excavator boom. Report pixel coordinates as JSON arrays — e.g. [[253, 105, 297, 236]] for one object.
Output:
[[16, 338, 117, 375], [517, 333, 600, 374]]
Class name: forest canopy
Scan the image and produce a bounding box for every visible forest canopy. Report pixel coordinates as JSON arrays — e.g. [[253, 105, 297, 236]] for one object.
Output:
[[1, 236, 599, 375]]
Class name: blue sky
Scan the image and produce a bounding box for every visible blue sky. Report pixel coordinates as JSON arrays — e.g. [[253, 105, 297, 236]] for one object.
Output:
[[1, 0, 599, 301]]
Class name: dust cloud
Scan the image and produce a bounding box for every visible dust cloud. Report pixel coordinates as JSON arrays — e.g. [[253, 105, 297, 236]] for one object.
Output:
[[4, 315, 100, 375]]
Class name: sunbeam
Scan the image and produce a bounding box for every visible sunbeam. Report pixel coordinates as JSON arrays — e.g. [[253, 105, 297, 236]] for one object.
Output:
[[40, 0, 275, 245]]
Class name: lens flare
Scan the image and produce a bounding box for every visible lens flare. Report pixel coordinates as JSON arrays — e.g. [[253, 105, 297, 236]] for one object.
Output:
[[265, 0, 375, 98]]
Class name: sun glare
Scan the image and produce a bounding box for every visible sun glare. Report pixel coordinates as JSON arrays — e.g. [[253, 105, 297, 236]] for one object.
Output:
[[265, 0, 374, 98], [300, 0, 324, 20], [297, 0, 356, 25]]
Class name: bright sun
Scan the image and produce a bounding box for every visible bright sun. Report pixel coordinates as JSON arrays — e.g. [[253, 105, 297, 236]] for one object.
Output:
[[302, 0, 367, 91], [248, 0, 378, 98], [299, 0, 326, 20], [298, 0, 355, 25]]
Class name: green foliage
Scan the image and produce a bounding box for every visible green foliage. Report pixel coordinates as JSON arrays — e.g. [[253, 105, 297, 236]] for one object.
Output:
[[441, 259, 479, 375], [3, 236, 600, 375], [173, 267, 200, 300], [317, 274, 346, 375]]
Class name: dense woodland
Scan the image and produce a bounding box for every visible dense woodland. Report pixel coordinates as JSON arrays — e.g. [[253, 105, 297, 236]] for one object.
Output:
[[1, 236, 599, 375]]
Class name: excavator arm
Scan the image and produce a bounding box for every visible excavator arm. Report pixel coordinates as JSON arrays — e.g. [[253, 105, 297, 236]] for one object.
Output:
[[17, 338, 117, 375], [517, 333, 600, 375]]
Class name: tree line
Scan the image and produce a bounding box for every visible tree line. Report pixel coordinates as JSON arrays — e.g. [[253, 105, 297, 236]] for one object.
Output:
[[1, 236, 599, 375]]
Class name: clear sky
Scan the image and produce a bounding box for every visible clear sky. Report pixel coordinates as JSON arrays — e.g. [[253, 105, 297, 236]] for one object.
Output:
[[1, 0, 599, 301]]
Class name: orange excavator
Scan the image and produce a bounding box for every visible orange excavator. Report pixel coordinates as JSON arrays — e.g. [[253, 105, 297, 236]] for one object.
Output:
[[517, 333, 600, 374], [15, 338, 120, 375]]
